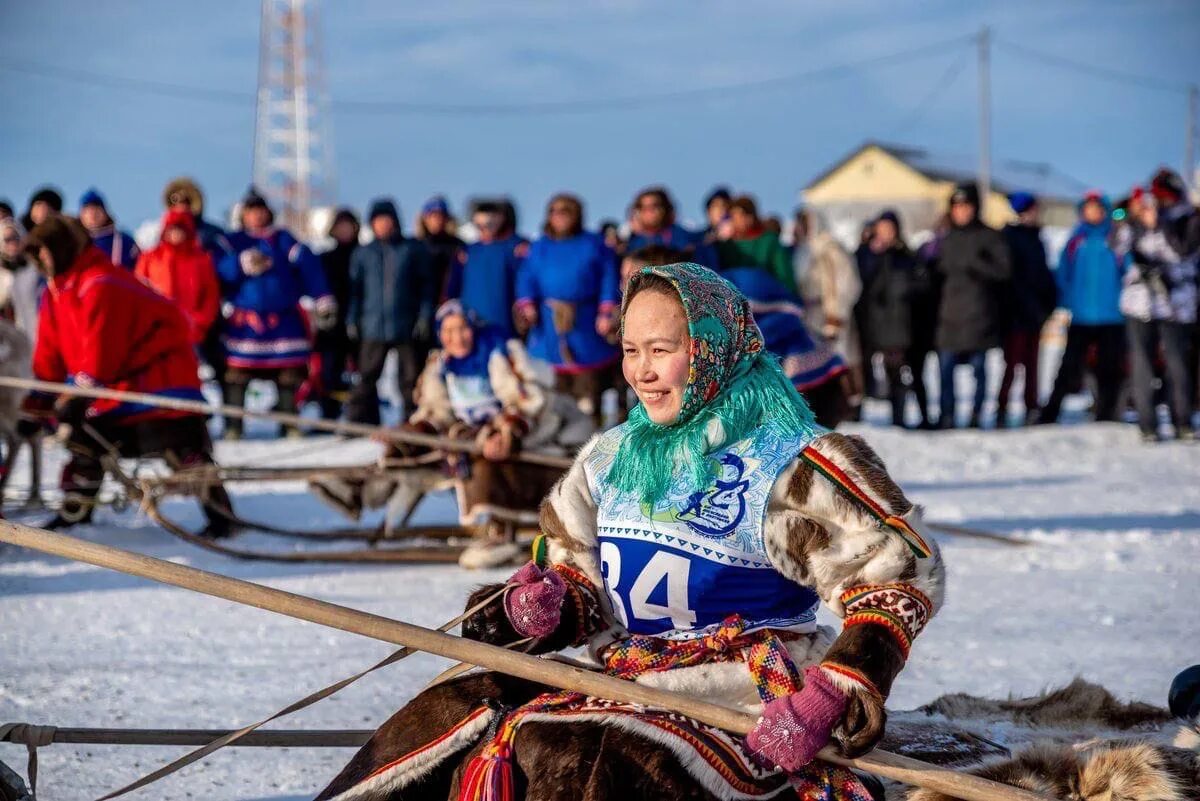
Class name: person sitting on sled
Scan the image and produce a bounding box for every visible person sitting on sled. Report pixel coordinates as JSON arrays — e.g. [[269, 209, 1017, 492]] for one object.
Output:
[[312, 299, 593, 567], [316, 262, 944, 801], [20, 215, 235, 535]]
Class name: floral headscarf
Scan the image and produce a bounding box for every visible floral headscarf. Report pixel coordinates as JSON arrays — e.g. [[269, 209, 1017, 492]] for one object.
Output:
[[612, 262, 816, 504]]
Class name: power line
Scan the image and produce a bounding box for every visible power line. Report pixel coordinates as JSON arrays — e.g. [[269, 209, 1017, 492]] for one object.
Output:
[[0, 34, 974, 117], [891, 49, 972, 138], [994, 38, 1192, 95]]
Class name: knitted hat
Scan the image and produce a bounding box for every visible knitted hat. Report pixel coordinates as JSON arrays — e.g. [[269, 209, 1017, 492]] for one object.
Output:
[[421, 195, 450, 216], [1007, 191, 1037, 214], [79, 187, 107, 210], [949, 182, 980, 208]]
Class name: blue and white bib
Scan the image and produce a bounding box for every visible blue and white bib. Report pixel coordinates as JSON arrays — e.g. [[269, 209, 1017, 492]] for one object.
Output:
[[445, 372, 503, 426], [584, 424, 820, 640]]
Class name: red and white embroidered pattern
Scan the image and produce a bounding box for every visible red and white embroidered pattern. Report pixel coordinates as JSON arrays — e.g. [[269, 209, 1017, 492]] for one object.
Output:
[[840, 583, 932, 658]]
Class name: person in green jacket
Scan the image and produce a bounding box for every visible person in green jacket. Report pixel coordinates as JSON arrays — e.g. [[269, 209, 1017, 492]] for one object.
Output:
[[715, 194, 793, 290]]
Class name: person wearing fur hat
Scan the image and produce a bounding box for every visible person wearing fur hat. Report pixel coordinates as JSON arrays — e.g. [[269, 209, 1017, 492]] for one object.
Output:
[[997, 192, 1058, 426], [934, 182, 1012, 428], [218, 187, 336, 438], [316, 262, 942, 801], [312, 299, 594, 565], [1039, 191, 1126, 426], [162, 177, 232, 270], [135, 209, 221, 348], [20, 186, 63, 232], [78, 187, 139, 269], [163, 177, 233, 394], [344, 198, 435, 425], [20, 215, 233, 534]]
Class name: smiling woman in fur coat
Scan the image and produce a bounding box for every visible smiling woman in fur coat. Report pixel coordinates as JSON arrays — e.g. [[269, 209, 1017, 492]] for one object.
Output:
[[314, 263, 944, 801]]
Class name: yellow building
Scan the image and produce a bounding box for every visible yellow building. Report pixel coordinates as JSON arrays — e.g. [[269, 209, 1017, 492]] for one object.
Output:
[[802, 141, 1081, 244]]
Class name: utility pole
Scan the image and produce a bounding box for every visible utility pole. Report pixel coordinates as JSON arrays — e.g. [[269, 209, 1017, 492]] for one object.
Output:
[[252, 0, 336, 241], [1187, 84, 1198, 198], [977, 25, 991, 221]]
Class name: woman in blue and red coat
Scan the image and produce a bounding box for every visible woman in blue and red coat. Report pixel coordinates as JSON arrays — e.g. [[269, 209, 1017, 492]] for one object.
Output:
[[515, 193, 620, 423], [218, 188, 336, 438], [22, 215, 233, 534]]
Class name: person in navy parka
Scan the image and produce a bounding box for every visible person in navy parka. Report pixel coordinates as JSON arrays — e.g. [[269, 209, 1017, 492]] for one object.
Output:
[[218, 187, 336, 438], [515, 194, 620, 422]]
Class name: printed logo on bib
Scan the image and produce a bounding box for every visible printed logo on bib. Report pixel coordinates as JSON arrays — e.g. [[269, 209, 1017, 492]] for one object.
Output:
[[586, 424, 820, 638]]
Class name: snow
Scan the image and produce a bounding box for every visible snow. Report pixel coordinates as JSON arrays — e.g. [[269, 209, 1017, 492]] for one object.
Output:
[[2, 422, 1199, 800]]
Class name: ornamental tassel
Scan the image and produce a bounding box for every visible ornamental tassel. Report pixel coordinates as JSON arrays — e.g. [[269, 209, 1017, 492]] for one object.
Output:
[[456, 719, 518, 801]]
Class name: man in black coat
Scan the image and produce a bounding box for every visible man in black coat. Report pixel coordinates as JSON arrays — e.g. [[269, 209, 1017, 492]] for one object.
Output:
[[935, 183, 1012, 428], [344, 199, 434, 425], [316, 208, 361, 419], [857, 210, 927, 427], [997, 192, 1058, 426]]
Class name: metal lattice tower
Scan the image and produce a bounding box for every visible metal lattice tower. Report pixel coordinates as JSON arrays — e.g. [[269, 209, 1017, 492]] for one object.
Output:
[[252, 0, 336, 240]]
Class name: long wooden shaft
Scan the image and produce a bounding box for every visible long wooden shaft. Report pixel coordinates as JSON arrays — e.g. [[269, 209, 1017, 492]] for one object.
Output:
[[0, 521, 1050, 801], [2, 727, 370, 748], [0, 376, 573, 470]]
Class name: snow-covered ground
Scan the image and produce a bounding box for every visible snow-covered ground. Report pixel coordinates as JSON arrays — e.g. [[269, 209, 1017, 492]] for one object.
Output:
[[2, 422, 1198, 800]]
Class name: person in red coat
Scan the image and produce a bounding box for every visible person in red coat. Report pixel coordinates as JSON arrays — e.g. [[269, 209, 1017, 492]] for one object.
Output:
[[22, 215, 234, 533], [135, 208, 221, 347]]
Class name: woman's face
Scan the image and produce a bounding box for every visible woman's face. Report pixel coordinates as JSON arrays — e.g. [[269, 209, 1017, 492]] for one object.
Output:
[[730, 207, 754, 237], [622, 289, 691, 425], [439, 313, 475, 359], [635, 195, 666, 231], [548, 201, 577, 237]]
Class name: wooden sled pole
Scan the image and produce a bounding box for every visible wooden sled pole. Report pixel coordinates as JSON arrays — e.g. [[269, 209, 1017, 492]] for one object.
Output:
[[0, 521, 1051, 801], [0, 376, 573, 470], [1, 725, 371, 748]]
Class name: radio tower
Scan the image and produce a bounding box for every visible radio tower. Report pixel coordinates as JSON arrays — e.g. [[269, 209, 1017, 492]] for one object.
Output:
[[252, 0, 335, 240]]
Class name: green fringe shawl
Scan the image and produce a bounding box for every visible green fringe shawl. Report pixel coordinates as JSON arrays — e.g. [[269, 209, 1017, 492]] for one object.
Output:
[[610, 352, 818, 505]]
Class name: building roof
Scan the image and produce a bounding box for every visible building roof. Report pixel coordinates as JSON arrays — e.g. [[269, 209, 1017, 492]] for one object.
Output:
[[805, 140, 1088, 203]]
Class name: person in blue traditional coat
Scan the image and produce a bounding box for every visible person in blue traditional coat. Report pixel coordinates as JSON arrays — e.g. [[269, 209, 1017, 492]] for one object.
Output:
[[722, 266, 849, 429], [515, 193, 620, 422], [443, 199, 527, 337], [78, 187, 139, 269], [218, 187, 336, 438], [626, 186, 719, 270], [316, 262, 943, 801]]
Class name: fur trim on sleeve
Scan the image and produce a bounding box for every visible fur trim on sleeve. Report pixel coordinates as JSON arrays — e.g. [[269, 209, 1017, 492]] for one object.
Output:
[[408, 350, 456, 430]]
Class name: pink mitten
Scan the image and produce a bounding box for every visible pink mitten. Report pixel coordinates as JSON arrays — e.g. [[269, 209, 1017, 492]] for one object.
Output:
[[745, 666, 849, 773], [503, 562, 566, 638]]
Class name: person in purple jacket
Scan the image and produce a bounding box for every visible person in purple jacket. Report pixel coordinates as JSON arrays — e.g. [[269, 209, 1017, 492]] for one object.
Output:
[[515, 193, 620, 423]]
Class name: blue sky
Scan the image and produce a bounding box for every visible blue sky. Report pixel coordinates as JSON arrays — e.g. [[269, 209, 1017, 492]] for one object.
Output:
[[1, 0, 1197, 236]]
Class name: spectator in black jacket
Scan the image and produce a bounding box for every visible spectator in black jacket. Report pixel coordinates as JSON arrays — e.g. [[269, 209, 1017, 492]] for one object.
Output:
[[316, 208, 361, 420], [345, 199, 434, 425], [415, 195, 464, 303], [935, 183, 1012, 428], [998, 192, 1058, 426], [857, 210, 925, 427]]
